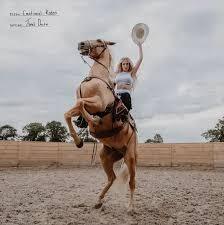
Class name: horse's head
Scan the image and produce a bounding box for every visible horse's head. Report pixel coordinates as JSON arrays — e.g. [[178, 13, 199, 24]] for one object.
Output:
[[78, 39, 116, 59]]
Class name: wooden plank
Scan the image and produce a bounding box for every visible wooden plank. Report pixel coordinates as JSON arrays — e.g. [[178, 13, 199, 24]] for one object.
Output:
[[138, 151, 171, 155], [18, 160, 57, 166], [138, 150, 171, 154], [24, 151, 58, 155], [0, 154, 18, 159], [138, 158, 171, 162], [0, 150, 18, 154], [20, 142, 58, 147], [21, 158, 57, 162], [138, 162, 171, 166], [0, 161, 18, 167], [28, 147, 58, 151], [24, 154, 58, 158], [172, 146, 211, 150], [172, 143, 205, 147], [138, 143, 172, 147], [173, 155, 212, 160], [60, 154, 91, 161], [59, 147, 95, 154], [214, 159, 224, 163], [173, 159, 213, 164], [138, 157, 171, 161], [61, 161, 91, 166], [0, 141, 18, 146]]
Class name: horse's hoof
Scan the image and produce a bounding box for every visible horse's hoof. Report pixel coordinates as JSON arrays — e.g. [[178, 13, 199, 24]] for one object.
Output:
[[76, 139, 83, 148], [94, 202, 103, 209], [127, 208, 135, 215]]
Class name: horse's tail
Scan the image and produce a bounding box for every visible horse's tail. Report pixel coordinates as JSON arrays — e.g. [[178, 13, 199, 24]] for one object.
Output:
[[111, 163, 129, 194], [118, 163, 129, 184]]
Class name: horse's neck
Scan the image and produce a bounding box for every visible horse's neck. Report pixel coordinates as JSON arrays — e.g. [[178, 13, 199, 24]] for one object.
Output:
[[89, 49, 111, 82]]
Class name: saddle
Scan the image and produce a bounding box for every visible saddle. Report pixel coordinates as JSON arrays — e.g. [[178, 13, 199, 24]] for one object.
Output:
[[111, 96, 137, 132], [74, 98, 137, 138], [112, 96, 129, 122], [73, 97, 128, 128]]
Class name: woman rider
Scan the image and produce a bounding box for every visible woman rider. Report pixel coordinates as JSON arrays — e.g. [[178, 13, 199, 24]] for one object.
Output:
[[114, 42, 143, 111]]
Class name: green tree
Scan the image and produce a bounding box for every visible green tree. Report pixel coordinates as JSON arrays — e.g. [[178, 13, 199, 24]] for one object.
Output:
[[202, 116, 224, 142], [22, 122, 46, 141], [45, 121, 69, 142], [145, 133, 163, 143], [78, 128, 96, 142], [0, 125, 17, 140]]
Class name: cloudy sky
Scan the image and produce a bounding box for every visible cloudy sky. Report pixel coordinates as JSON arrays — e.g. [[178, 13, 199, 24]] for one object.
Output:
[[0, 0, 224, 143]]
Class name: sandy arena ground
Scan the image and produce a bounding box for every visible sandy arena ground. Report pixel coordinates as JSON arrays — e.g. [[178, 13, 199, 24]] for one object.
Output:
[[0, 166, 224, 225]]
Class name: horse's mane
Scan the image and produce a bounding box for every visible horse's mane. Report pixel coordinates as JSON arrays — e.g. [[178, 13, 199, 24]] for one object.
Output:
[[107, 46, 116, 81]]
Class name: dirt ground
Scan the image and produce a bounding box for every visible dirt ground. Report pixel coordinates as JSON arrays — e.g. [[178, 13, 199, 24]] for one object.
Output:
[[0, 166, 224, 225]]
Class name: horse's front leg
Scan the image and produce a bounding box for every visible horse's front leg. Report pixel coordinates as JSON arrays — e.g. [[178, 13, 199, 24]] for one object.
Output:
[[79, 96, 103, 126], [64, 96, 103, 147], [64, 105, 83, 148]]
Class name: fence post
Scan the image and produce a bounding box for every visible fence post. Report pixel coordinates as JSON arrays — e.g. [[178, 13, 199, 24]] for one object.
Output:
[[16, 141, 20, 167]]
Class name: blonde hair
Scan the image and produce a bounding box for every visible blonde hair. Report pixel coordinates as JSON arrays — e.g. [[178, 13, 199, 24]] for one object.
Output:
[[116, 57, 134, 74], [115, 57, 137, 90]]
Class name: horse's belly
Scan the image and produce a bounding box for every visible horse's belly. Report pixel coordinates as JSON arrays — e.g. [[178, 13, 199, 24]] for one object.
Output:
[[97, 123, 132, 149]]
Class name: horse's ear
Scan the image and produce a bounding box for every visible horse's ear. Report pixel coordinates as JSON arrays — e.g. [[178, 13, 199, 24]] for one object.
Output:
[[106, 41, 116, 45]]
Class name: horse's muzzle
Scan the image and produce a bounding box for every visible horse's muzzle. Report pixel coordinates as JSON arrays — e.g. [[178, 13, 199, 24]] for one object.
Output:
[[78, 42, 89, 56], [78, 42, 85, 50]]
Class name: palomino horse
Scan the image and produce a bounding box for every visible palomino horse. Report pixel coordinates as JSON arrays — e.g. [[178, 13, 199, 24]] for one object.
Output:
[[64, 39, 137, 213]]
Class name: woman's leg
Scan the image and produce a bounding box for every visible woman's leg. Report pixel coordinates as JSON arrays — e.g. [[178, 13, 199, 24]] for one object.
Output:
[[120, 93, 132, 111]]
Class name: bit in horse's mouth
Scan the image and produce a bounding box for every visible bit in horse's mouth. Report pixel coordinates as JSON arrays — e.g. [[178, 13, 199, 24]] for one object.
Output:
[[79, 49, 89, 56]]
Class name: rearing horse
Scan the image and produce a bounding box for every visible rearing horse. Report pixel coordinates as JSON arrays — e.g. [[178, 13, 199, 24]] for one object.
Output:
[[64, 39, 138, 213]]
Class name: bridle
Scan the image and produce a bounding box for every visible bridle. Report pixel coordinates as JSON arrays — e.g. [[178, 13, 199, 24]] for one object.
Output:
[[79, 39, 111, 74]]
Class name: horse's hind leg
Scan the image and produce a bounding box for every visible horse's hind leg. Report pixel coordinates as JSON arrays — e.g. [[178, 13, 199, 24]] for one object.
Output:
[[95, 145, 123, 209], [124, 131, 137, 213]]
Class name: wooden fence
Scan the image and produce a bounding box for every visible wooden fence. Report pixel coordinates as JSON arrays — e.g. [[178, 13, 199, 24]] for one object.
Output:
[[0, 141, 224, 168]]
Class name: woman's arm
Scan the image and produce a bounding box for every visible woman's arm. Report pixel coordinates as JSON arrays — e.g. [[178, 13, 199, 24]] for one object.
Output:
[[131, 43, 143, 78]]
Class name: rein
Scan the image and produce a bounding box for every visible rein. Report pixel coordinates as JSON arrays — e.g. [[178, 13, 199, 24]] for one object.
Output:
[[90, 49, 110, 74]]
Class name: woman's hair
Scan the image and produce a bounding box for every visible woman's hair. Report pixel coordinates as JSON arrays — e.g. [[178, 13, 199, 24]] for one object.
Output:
[[115, 57, 137, 90], [115, 57, 134, 74]]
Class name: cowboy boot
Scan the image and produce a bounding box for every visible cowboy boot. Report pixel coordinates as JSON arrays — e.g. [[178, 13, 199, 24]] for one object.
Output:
[[73, 116, 88, 128]]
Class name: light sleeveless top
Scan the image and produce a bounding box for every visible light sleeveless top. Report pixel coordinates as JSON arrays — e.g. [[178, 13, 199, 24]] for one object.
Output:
[[114, 72, 134, 95]]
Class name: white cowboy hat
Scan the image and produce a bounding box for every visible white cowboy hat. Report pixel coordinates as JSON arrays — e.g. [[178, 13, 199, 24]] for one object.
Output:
[[131, 23, 149, 44]]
